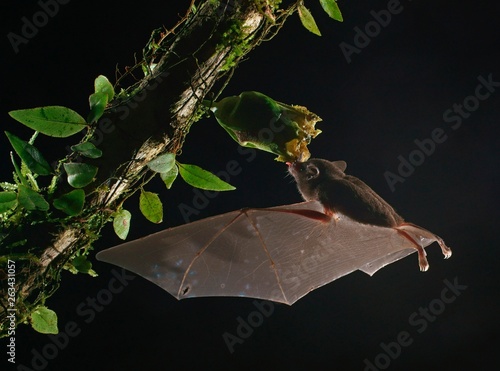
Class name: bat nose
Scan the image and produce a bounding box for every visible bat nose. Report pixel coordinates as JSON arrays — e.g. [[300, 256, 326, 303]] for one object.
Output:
[[286, 161, 299, 171]]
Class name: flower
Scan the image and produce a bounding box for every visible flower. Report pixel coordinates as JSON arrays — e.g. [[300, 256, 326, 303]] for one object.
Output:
[[208, 91, 322, 161]]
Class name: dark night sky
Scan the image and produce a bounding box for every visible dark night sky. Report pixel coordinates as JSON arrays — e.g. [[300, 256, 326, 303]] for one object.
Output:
[[1, 1, 499, 370]]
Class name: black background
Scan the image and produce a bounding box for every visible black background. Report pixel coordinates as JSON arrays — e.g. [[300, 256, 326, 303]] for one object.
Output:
[[1, 0, 499, 370]]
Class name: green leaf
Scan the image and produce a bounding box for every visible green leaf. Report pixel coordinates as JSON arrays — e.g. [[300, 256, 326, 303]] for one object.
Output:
[[5, 131, 52, 175], [72, 256, 91, 272], [87, 76, 114, 123], [139, 190, 163, 223], [147, 153, 176, 173], [88, 92, 108, 124], [319, 0, 343, 21], [18, 184, 49, 211], [53, 189, 85, 216], [71, 255, 97, 276], [30, 306, 58, 334], [177, 162, 235, 191], [298, 4, 322, 36], [9, 106, 87, 138], [113, 209, 132, 240], [71, 142, 102, 159], [160, 165, 178, 189], [63, 163, 98, 188], [0, 191, 18, 213], [94, 75, 115, 101]]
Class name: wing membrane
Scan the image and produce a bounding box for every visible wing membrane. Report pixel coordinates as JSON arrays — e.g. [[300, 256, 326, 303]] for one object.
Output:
[[97, 201, 431, 305]]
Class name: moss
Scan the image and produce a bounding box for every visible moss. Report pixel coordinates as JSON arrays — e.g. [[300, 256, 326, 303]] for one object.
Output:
[[217, 18, 250, 72], [214, 0, 285, 72]]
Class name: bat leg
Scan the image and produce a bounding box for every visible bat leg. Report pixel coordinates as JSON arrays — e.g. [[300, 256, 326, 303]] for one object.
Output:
[[394, 227, 429, 272], [399, 223, 452, 259]]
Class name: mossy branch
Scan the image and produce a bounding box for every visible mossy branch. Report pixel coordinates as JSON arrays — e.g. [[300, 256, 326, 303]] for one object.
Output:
[[0, 0, 298, 338]]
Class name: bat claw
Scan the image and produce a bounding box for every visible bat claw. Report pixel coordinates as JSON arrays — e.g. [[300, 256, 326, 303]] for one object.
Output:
[[419, 262, 430, 272], [440, 244, 452, 259]]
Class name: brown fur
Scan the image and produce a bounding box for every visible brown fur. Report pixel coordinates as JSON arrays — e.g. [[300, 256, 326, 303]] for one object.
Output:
[[289, 158, 403, 227]]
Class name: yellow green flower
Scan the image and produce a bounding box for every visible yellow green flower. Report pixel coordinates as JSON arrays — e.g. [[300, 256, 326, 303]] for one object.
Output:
[[208, 91, 322, 161]]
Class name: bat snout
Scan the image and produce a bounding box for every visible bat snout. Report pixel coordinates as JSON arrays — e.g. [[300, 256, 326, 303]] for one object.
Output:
[[286, 161, 301, 178]]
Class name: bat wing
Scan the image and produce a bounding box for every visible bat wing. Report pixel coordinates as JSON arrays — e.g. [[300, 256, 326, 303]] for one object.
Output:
[[96, 201, 433, 305]]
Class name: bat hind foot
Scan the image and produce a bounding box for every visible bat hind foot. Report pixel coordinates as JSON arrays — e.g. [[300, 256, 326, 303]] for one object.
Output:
[[398, 222, 453, 266], [395, 227, 430, 272], [419, 252, 429, 272], [438, 241, 452, 259]]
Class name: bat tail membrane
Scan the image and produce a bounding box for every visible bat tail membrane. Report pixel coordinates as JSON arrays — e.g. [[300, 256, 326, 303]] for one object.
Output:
[[357, 249, 415, 276], [357, 221, 453, 276]]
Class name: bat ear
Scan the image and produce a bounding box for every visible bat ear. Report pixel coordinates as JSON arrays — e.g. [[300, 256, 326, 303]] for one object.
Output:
[[306, 163, 320, 180], [332, 160, 347, 172]]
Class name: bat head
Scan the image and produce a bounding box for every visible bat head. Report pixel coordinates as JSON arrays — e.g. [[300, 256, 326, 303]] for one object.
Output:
[[287, 158, 347, 201]]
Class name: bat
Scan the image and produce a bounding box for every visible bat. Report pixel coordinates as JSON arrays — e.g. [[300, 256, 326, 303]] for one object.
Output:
[[287, 159, 452, 271], [96, 159, 452, 305]]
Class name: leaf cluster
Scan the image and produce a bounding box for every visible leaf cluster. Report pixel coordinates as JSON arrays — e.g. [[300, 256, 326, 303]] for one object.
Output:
[[1, 75, 235, 335]]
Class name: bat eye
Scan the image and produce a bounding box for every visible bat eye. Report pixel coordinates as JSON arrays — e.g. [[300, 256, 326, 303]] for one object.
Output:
[[295, 163, 305, 172]]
